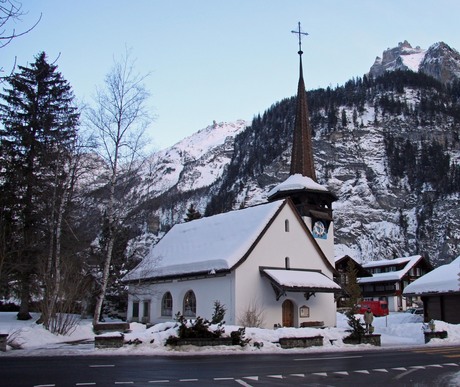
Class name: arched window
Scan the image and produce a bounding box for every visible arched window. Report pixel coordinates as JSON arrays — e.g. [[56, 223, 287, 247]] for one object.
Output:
[[161, 292, 173, 317], [285, 219, 290, 232], [183, 290, 196, 317]]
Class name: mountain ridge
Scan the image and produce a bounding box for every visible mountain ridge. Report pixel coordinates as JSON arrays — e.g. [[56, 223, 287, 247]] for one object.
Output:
[[369, 40, 460, 85], [100, 41, 460, 268]]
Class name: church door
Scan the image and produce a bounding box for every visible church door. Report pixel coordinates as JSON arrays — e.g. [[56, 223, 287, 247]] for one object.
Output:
[[282, 299, 294, 327]]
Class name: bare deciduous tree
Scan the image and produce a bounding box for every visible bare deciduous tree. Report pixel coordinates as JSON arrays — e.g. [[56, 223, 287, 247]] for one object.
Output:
[[86, 48, 152, 326], [0, 0, 41, 48], [238, 298, 265, 328]]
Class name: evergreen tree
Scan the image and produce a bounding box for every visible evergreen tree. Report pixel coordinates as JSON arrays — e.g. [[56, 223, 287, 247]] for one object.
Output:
[[0, 52, 79, 320], [341, 108, 347, 128], [184, 204, 202, 222], [344, 260, 362, 312]]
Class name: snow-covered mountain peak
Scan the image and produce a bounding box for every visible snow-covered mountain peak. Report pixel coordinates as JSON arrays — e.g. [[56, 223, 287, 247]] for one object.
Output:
[[171, 119, 248, 160], [369, 41, 426, 77], [138, 120, 248, 196], [369, 40, 460, 85]]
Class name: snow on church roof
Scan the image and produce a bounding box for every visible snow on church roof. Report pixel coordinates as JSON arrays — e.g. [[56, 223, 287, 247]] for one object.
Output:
[[267, 174, 328, 198], [124, 200, 286, 281], [403, 256, 460, 295], [263, 269, 340, 291]]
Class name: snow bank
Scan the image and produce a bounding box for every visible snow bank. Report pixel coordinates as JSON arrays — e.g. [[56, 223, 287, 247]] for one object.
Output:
[[1, 312, 459, 356]]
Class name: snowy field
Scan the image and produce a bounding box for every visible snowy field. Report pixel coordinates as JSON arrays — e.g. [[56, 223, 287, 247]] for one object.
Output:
[[1, 311, 460, 357]]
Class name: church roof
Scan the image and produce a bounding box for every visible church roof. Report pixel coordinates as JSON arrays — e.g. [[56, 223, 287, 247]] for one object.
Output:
[[267, 173, 328, 200], [124, 200, 286, 281], [262, 268, 341, 292], [290, 54, 316, 180], [267, 31, 337, 204]]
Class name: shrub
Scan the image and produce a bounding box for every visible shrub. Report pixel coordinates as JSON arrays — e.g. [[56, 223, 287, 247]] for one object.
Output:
[[344, 310, 365, 340], [230, 327, 251, 347], [211, 300, 226, 324], [165, 309, 250, 347], [165, 312, 224, 345], [238, 299, 265, 327]]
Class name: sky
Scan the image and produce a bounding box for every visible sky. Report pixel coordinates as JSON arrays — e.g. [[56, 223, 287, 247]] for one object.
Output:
[[2, 1, 460, 150]]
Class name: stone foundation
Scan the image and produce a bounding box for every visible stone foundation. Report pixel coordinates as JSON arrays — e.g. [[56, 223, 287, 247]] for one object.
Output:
[[169, 337, 234, 347], [95, 334, 124, 349], [93, 322, 130, 335], [343, 334, 381, 346], [300, 321, 324, 328], [279, 336, 324, 349], [0, 334, 8, 352], [424, 331, 448, 343]]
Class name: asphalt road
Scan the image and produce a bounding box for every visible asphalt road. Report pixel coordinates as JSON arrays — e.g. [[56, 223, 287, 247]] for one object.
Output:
[[1, 345, 460, 387]]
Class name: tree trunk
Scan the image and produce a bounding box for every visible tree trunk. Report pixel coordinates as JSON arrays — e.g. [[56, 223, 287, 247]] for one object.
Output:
[[17, 274, 32, 320], [93, 165, 117, 326]]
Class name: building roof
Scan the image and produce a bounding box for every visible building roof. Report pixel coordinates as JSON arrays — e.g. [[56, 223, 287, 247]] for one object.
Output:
[[261, 268, 340, 293], [290, 51, 316, 180], [403, 256, 460, 295], [334, 254, 372, 278], [124, 200, 287, 281], [358, 255, 425, 284], [267, 174, 328, 200]]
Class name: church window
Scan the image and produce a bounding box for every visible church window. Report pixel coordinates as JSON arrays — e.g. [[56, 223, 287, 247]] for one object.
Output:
[[132, 301, 139, 319], [183, 290, 196, 317], [143, 301, 150, 318], [285, 219, 289, 232], [285, 257, 290, 269], [161, 292, 173, 317]]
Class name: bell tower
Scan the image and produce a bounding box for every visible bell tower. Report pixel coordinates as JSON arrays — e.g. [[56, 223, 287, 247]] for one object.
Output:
[[267, 22, 337, 263]]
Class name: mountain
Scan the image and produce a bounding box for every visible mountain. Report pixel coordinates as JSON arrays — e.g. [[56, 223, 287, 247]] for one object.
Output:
[[94, 41, 460, 268], [369, 40, 460, 85]]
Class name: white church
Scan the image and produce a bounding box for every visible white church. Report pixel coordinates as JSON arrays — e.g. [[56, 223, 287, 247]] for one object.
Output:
[[124, 34, 341, 329]]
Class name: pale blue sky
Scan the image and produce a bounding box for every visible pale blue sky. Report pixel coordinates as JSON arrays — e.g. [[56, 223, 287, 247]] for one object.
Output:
[[2, 1, 460, 149]]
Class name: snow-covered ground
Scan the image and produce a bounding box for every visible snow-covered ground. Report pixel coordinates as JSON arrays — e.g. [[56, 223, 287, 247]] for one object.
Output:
[[1, 311, 460, 357]]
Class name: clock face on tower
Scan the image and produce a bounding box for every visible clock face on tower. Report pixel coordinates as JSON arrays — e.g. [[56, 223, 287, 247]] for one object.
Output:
[[312, 220, 327, 239]]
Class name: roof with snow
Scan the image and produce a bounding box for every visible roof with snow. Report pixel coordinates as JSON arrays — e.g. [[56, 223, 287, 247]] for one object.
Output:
[[403, 256, 460, 295], [124, 200, 287, 281], [358, 255, 426, 284], [267, 174, 328, 199], [261, 268, 341, 293]]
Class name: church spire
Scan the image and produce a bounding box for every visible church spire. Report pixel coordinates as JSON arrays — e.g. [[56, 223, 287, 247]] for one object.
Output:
[[290, 22, 317, 181]]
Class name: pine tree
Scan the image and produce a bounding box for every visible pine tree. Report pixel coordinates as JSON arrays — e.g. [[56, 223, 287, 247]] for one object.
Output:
[[344, 260, 362, 312], [0, 52, 79, 320], [184, 204, 202, 222]]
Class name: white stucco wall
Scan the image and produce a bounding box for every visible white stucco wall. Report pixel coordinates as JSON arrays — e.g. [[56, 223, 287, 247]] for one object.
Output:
[[234, 205, 337, 328], [128, 273, 235, 324], [127, 203, 337, 328]]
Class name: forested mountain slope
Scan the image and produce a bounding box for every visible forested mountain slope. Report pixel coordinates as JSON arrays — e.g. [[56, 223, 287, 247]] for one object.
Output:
[[109, 42, 460, 267]]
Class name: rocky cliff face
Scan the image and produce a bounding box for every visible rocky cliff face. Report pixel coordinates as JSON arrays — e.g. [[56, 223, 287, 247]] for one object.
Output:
[[369, 40, 425, 78], [369, 41, 460, 86], [204, 75, 460, 266], [97, 42, 460, 268], [420, 42, 460, 84]]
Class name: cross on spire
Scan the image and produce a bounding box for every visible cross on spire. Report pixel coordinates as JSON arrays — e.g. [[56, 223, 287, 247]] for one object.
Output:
[[291, 22, 309, 55]]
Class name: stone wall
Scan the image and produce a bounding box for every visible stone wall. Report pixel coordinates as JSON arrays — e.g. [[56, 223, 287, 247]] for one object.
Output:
[[279, 336, 324, 349]]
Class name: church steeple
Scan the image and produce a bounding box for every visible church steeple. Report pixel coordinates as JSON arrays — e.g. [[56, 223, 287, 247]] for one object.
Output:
[[290, 45, 316, 180], [267, 22, 337, 265], [267, 22, 337, 218]]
